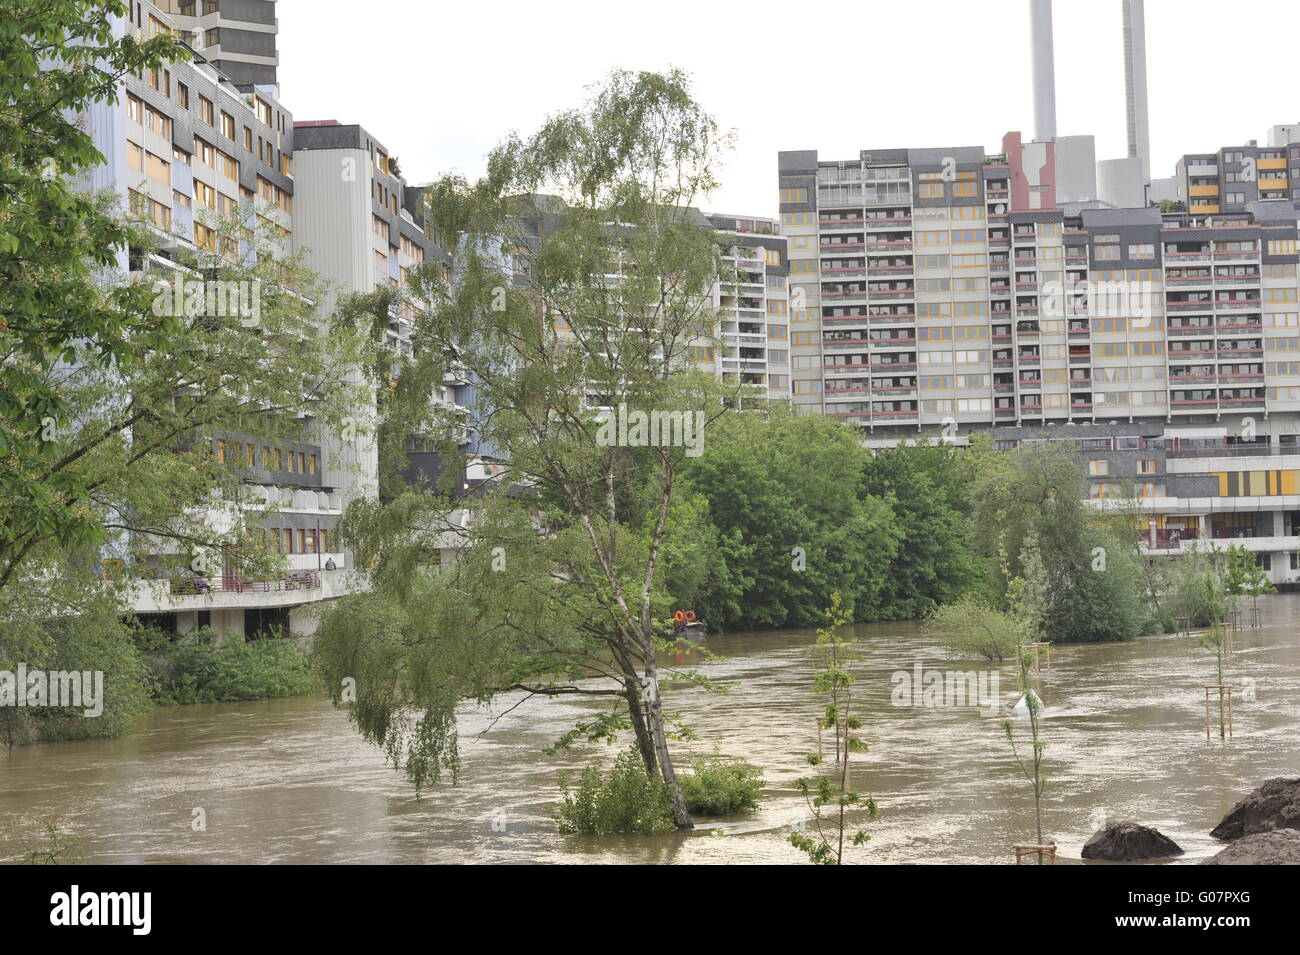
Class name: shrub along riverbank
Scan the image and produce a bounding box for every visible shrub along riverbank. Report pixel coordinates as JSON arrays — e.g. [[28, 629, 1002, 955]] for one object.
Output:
[[1, 624, 317, 747]]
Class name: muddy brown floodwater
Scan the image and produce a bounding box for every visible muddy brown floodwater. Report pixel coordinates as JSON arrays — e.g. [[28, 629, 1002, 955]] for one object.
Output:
[[3, 595, 1299, 864]]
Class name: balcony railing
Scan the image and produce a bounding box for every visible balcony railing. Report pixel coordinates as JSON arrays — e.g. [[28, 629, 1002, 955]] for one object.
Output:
[[1143, 529, 1198, 548], [169, 571, 322, 596]]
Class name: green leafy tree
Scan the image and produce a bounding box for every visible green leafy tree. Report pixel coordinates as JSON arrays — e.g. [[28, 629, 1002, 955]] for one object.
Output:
[[928, 594, 1019, 661], [1, 0, 190, 583], [1002, 542, 1051, 859], [1222, 543, 1274, 621], [681, 406, 900, 629], [859, 441, 985, 618], [316, 70, 738, 829], [962, 435, 1144, 642], [789, 593, 879, 864]]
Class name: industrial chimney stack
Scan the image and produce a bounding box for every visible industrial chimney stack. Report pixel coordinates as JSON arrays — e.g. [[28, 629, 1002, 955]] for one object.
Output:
[[1122, 0, 1151, 184], [1029, 0, 1057, 142]]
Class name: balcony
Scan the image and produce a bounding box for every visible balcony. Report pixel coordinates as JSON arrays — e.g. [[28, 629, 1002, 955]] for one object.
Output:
[[1142, 528, 1199, 550], [1167, 442, 1278, 459], [169, 571, 322, 596]]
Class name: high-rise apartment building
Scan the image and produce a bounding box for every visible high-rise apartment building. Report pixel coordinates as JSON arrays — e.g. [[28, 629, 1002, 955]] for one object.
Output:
[[1176, 143, 1300, 214], [155, 0, 279, 93], [704, 214, 790, 399], [778, 138, 1300, 583], [88, 1, 348, 637], [290, 120, 465, 495]]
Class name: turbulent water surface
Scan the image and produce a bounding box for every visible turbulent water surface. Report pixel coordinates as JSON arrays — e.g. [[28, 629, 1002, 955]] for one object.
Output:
[[3, 594, 1299, 864]]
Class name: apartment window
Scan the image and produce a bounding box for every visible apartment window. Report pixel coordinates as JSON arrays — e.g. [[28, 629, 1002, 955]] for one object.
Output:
[[145, 150, 169, 185], [1088, 459, 1110, 476], [194, 180, 215, 208], [307, 454, 317, 475], [199, 95, 214, 125], [256, 98, 273, 127], [287, 451, 297, 473], [217, 149, 238, 180], [195, 137, 215, 167], [780, 188, 808, 204], [127, 141, 143, 171], [193, 222, 216, 252], [1128, 244, 1155, 259], [220, 111, 235, 140], [319, 529, 329, 554], [1139, 459, 1159, 475], [177, 82, 189, 109], [275, 448, 283, 470]]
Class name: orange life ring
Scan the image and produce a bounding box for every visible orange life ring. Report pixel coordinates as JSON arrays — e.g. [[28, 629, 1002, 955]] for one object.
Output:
[[674, 610, 685, 622], [685, 610, 696, 622]]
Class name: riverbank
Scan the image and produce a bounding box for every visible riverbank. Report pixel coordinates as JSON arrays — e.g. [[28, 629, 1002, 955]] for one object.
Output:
[[2, 593, 1298, 863]]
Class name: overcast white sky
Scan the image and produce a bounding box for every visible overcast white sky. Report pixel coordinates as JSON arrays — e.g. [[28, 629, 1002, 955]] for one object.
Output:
[[279, 0, 1300, 216]]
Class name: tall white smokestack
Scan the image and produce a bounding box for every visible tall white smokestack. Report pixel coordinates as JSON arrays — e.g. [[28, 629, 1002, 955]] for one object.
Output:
[[1123, 0, 1151, 183], [1030, 0, 1057, 142]]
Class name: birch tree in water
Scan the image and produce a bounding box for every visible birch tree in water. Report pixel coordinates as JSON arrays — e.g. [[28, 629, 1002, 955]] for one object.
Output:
[[316, 70, 745, 829]]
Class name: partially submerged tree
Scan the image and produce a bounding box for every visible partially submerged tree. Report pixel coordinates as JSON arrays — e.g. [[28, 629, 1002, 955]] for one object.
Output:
[[1002, 543, 1051, 860], [928, 594, 1019, 661], [962, 435, 1144, 642], [316, 70, 741, 828], [789, 593, 879, 864]]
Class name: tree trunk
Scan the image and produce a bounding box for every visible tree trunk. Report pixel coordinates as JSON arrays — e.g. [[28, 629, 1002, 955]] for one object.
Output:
[[641, 645, 693, 829], [624, 680, 658, 777]]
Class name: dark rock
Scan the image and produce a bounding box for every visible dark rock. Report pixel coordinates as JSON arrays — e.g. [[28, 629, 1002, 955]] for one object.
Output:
[[1210, 778, 1300, 840], [1202, 828, 1300, 865], [1082, 821, 1184, 861]]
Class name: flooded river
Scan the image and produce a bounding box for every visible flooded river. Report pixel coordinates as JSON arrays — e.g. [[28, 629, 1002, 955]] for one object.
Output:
[[3, 595, 1299, 864]]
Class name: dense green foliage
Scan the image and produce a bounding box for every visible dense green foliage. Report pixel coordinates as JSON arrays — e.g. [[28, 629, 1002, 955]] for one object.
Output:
[[555, 747, 675, 835], [929, 594, 1020, 661], [961, 436, 1146, 643], [677, 753, 764, 816], [858, 442, 988, 618], [0, 594, 153, 748], [1, 1, 189, 575], [679, 411, 987, 630], [681, 409, 900, 629], [150, 628, 317, 705]]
